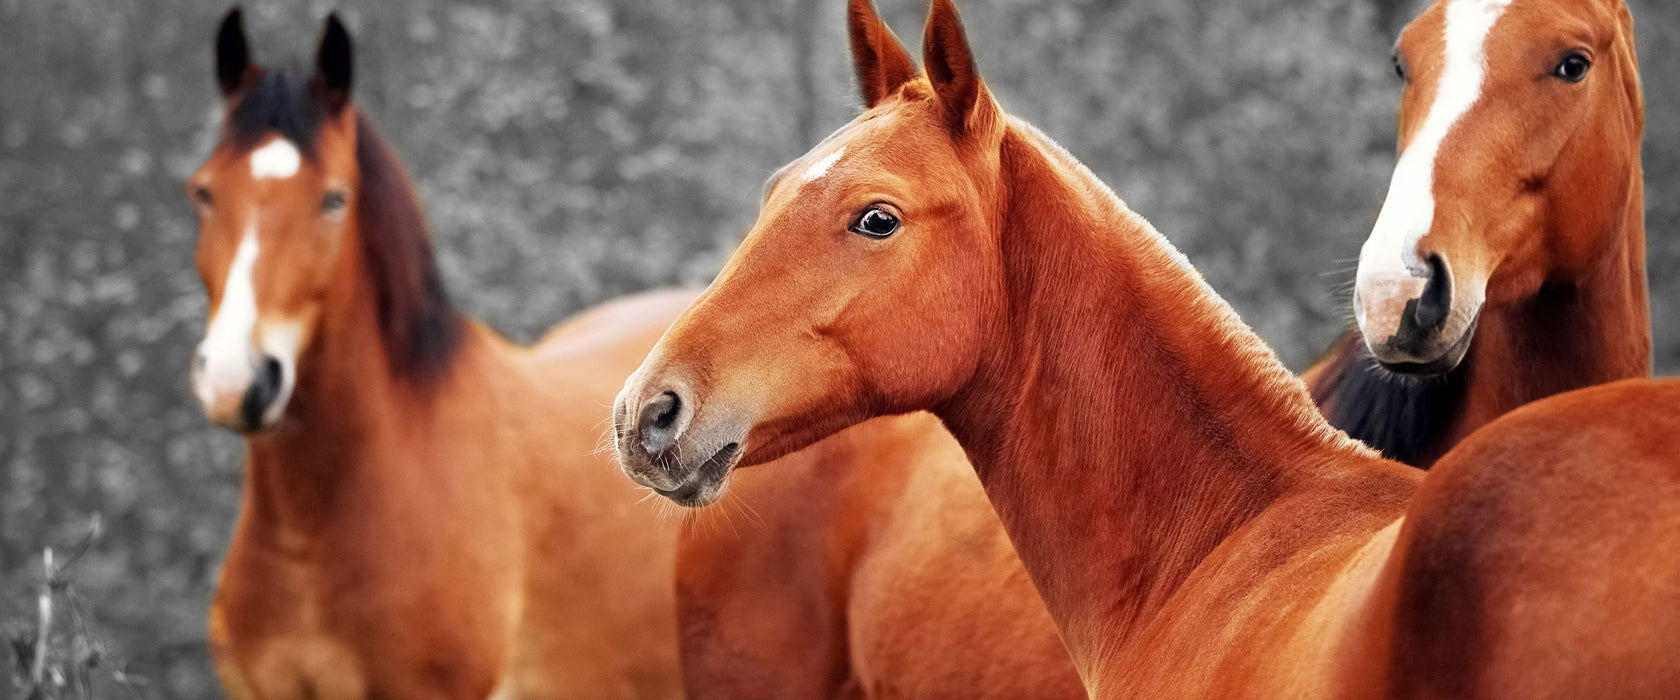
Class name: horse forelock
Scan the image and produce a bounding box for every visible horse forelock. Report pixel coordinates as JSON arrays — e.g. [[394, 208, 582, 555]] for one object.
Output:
[[226, 69, 324, 158]]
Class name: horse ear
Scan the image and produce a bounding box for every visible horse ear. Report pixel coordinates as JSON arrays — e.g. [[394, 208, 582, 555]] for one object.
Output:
[[922, 0, 994, 135], [313, 13, 354, 114], [215, 7, 252, 98], [848, 0, 917, 108]]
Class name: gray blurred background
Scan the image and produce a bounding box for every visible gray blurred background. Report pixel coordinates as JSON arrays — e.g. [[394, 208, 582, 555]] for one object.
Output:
[[2, 0, 1676, 696]]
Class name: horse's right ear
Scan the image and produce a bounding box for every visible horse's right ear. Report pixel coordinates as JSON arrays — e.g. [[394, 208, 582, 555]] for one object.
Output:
[[922, 0, 994, 136], [215, 7, 251, 98], [313, 13, 354, 114], [848, 0, 917, 108]]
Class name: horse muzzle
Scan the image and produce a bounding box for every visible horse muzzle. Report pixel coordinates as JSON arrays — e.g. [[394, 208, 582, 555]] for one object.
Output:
[[1354, 253, 1482, 376], [613, 381, 746, 507], [192, 346, 292, 433]]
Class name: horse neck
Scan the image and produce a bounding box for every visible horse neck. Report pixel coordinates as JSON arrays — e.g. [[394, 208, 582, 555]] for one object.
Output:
[[242, 218, 473, 551], [935, 124, 1385, 672], [1452, 161, 1650, 444]]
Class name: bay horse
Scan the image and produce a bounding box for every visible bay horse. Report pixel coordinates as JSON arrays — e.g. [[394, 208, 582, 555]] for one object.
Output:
[[616, 1, 1680, 697], [189, 11, 689, 698], [1305, 0, 1648, 467]]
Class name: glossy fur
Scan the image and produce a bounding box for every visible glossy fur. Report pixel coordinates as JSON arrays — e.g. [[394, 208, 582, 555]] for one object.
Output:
[[615, 1, 1680, 697]]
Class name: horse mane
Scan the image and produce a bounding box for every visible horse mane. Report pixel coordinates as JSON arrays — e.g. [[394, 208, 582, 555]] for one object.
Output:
[[350, 113, 464, 381], [1306, 328, 1468, 466], [225, 69, 464, 381]]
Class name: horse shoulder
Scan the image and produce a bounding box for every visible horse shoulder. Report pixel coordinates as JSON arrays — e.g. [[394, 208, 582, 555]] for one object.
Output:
[[1116, 463, 1414, 698]]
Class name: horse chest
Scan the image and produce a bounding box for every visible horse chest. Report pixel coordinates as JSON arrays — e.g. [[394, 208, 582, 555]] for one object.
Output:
[[213, 551, 504, 700], [211, 569, 370, 700]]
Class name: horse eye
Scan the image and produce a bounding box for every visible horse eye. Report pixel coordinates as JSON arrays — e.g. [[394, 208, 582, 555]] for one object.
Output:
[[1392, 53, 1406, 81], [850, 207, 900, 239], [321, 190, 347, 213], [1554, 53, 1590, 83], [191, 186, 213, 208]]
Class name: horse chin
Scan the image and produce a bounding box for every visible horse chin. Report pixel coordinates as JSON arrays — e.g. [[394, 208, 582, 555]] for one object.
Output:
[[642, 441, 743, 508], [1373, 315, 1479, 378]]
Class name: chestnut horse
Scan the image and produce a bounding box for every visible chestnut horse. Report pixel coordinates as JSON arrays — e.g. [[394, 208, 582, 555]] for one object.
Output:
[[1306, 0, 1648, 466], [663, 6, 1081, 697], [189, 12, 687, 698], [617, 1, 1680, 697]]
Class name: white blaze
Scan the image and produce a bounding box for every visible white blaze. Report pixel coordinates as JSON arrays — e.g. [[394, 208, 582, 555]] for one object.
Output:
[[250, 138, 301, 179], [194, 228, 260, 407], [801, 146, 846, 182], [1357, 0, 1512, 293]]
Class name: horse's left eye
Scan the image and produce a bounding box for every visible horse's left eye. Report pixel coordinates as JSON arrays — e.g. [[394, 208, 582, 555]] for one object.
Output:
[[321, 190, 347, 213], [1554, 53, 1590, 83], [850, 207, 900, 239], [1391, 53, 1406, 81]]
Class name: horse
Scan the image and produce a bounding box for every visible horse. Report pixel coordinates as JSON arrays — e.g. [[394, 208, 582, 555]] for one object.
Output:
[[188, 11, 690, 698], [614, 1, 1680, 697], [662, 7, 1086, 697], [1304, 0, 1648, 467]]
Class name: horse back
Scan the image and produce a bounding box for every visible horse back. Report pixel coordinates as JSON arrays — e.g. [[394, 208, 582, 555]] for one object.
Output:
[[533, 288, 700, 361], [1377, 378, 1680, 698]]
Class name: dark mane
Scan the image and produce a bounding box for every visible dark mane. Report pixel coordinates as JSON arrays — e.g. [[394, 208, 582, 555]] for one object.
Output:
[[227, 69, 323, 156], [1307, 328, 1468, 467], [351, 112, 465, 381]]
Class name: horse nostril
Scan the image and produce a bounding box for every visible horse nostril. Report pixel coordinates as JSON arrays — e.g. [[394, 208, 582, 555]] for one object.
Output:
[[638, 391, 684, 456], [652, 392, 680, 430], [1414, 253, 1452, 332], [240, 356, 284, 429]]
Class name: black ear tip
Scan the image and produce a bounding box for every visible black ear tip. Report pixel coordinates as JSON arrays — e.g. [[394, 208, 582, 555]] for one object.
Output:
[[216, 5, 251, 97], [323, 12, 350, 42], [217, 6, 245, 41], [318, 12, 352, 58], [314, 11, 354, 108]]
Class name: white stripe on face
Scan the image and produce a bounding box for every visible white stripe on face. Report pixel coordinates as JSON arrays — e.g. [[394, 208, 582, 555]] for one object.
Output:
[[801, 146, 846, 182], [1357, 0, 1512, 300], [194, 227, 261, 407], [250, 138, 301, 179]]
